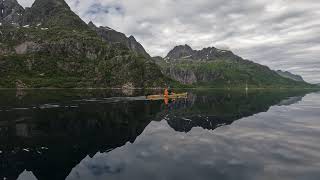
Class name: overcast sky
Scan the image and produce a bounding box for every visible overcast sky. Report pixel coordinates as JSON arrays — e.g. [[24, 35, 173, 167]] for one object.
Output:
[[18, 0, 320, 83]]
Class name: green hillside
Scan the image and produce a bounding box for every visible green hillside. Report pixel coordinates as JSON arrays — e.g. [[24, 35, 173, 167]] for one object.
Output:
[[0, 0, 168, 88]]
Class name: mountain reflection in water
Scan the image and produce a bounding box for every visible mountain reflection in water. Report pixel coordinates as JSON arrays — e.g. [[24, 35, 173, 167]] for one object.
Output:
[[0, 89, 319, 180]]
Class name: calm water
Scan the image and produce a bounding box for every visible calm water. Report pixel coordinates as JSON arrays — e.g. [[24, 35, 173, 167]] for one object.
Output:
[[0, 89, 319, 180]]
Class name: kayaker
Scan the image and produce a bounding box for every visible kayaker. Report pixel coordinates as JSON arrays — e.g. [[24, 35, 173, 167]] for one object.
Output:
[[164, 87, 174, 97], [164, 88, 169, 98]]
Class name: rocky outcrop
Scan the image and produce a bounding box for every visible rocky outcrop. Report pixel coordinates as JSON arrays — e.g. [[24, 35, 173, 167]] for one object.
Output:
[[276, 70, 305, 82], [163, 66, 197, 84], [0, 0, 24, 25], [14, 41, 41, 54]]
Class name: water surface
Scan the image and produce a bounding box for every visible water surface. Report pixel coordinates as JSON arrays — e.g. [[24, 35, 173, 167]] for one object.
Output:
[[0, 89, 319, 180]]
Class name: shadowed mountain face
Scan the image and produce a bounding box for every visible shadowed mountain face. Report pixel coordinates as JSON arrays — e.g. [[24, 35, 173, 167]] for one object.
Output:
[[0, 89, 313, 180]]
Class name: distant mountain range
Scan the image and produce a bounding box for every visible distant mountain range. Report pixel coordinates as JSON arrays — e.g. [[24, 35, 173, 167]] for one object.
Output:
[[276, 70, 304, 82], [153, 45, 312, 88], [0, 0, 314, 88]]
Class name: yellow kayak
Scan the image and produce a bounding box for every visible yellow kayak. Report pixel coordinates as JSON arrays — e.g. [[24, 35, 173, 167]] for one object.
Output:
[[147, 93, 188, 100]]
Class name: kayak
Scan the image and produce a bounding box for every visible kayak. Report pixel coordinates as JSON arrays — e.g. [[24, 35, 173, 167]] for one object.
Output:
[[147, 93, 188, 100]]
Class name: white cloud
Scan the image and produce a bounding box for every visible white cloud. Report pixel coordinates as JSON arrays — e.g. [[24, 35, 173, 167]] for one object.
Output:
[[17, 0, 320, 83], [17, 0, 33, 7]]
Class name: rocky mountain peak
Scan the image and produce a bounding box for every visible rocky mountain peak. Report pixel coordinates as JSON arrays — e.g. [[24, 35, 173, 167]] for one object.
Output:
[[173, 44, 193, 51], [166, 44, 194, 59], [128, 35, 136, 41], [32, 0, 70, 10], [0, 0, 24, 24], [128, 35, 151, 58], [88, 21, 96, 28], [165, 44, 240, 62], [22, 0, 87, 29]]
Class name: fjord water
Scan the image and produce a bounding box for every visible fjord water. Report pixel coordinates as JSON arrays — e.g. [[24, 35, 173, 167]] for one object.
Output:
[[0, 89, 319, 180]]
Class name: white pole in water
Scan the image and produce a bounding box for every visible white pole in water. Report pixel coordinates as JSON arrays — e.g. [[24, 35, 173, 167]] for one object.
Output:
[[245, 81, 248, 97]]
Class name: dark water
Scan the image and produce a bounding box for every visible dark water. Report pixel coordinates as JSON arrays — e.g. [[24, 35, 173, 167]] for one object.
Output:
[[0, 89, 319, 180]]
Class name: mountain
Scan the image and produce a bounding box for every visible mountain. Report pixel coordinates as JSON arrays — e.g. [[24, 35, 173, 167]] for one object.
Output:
[[166, 44, 194, 60], [88, 21, 150, 58], [276, 70, 304, 82], [165, 44, 240, 62], [0, 0, 312, 89], [22, 0, 88, 29], [0, 0, 24, 25], [0, 0, 167, 88], [154, 45, 311, 88]]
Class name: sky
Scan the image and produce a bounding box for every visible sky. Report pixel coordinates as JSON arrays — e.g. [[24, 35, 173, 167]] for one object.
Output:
[[17, 0, 320, 83]]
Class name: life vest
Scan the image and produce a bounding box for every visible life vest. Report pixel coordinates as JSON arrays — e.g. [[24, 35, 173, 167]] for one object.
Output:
[[164, 89, 169, 97]]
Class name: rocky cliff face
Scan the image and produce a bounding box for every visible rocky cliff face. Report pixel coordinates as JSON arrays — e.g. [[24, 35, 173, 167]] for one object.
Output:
[[163, 67, 197, 84], [89, 21, 150, 58], [0, 0, 24, 25], [128, 35, 150, 58], [276, 70, 305, 82], [0, 0, 167, 88]]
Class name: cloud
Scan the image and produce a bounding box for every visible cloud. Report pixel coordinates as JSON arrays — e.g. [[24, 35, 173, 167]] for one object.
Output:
[[17, 0, 320, 83], [17, 0, 33, 7]]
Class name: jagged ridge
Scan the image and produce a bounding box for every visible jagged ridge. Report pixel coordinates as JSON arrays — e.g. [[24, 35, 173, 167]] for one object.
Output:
[[88, 21, 151, 58], [165, 44, 240, 62]]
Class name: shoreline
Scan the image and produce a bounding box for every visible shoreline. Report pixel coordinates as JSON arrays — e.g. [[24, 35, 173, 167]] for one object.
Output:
[[0, 87, 319, 90]]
